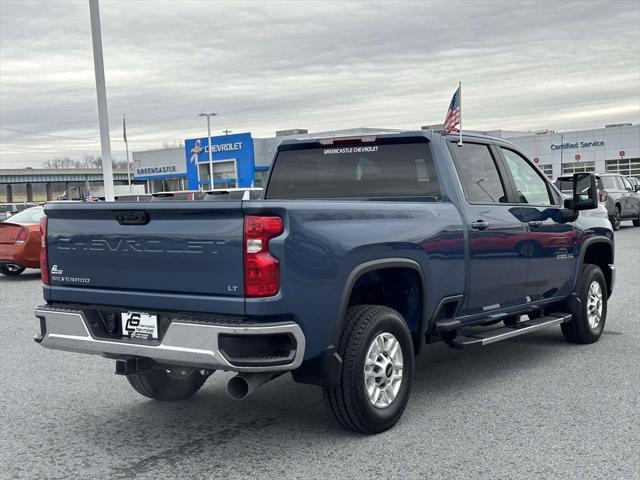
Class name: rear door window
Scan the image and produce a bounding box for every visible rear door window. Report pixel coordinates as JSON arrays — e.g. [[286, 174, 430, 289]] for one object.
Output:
[[266, 141, 441, 199], [619, 176, 633, 190], [449, 143, 507, 204], [600, 176, 618, 190]]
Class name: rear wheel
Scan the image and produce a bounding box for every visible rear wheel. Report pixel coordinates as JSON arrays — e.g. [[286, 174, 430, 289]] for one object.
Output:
[[322, 305, 414, 434], [0, 264, 25, 276], [610, 206, 621, 231], [126, 366, 211, 401], [561, 264, 607, 344]]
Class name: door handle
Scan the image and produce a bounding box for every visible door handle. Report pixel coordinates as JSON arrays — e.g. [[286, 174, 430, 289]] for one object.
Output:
[[471, 220, 489, 230], [528, 220, 543, 228]]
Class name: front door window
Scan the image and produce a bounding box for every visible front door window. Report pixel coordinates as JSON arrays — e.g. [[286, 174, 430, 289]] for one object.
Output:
[[500, 148, 553, 206]]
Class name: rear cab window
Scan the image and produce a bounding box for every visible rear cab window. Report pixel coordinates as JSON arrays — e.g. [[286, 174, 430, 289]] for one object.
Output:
[[266, 139, 442, 200]]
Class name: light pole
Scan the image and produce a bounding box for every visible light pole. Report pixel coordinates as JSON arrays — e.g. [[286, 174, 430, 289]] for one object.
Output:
[[89, 0, 114, 201], [199, 113, 217, 190]]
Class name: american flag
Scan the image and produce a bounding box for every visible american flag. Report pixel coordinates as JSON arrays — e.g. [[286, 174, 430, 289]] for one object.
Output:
[[443, 85, 461, 132], [84, 191, 94, 202]]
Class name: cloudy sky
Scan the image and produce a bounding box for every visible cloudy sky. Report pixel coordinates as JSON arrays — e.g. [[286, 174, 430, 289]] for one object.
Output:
[[1, 0, 639, 168]]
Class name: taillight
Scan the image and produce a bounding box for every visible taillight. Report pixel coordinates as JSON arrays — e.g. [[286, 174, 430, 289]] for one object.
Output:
[[599, 190, 607, 202], [15, 226, 29, 244], [244, 215, 283, 297], [40, 216, 49, 285]]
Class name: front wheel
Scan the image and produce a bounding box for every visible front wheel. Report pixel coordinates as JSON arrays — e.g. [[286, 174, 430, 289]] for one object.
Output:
[[322, 305, 414, 434], [126, 366, 211, 401], [610, 206, 621, 231], [0, 264, 25, 276], [561, 264, 607, 344]]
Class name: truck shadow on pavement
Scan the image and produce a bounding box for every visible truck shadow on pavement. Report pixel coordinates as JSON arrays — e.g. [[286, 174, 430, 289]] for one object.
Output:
[[85, 329, 588, 478]]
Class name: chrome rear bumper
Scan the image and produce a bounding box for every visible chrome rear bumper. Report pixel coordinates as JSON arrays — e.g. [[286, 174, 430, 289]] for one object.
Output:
[[34, 306, 305, 372]]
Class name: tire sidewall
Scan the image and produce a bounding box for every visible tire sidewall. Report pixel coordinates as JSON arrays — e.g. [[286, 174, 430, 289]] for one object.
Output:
[[574, 266, 607, 341], [610, 208, 621, 230], [351, 312, 414, 431], [0, 264, 25, 276]]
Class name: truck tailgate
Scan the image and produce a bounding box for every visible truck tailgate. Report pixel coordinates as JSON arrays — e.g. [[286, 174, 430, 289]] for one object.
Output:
[[45, 202, 244, 302]]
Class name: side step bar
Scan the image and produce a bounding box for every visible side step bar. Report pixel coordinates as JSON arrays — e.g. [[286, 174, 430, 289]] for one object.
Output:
[[450, 313, 572, 350]]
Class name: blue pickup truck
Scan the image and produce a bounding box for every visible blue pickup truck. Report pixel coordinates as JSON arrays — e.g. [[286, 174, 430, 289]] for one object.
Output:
[[35, 131, 615, 433]]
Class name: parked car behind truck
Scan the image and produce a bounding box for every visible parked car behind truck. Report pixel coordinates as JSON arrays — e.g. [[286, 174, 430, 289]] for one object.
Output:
[[0, 206, 45, 276], [35, 131, 614, 433], [556, 173, 640, 230]]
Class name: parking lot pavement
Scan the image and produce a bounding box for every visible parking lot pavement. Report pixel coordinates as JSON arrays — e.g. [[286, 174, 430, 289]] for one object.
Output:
[[0, 225, 638, 480]]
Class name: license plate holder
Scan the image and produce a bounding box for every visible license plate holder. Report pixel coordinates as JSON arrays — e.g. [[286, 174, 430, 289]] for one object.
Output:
[[121, 311, 159, 340]]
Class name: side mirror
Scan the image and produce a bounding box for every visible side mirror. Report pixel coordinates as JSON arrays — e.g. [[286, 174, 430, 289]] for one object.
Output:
[[563, 173, 597, 210]]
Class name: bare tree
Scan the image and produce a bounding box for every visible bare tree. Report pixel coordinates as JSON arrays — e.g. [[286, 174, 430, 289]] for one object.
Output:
[[42, 155, 131, 170]]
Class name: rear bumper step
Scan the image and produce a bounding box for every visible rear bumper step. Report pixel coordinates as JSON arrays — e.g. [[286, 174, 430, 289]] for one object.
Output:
[[451, 313, 572, 349], [34, 306, 305, 372]]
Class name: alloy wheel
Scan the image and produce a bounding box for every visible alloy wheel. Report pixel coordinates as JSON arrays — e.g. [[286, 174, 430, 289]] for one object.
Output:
[[363, 332, 404, 409]]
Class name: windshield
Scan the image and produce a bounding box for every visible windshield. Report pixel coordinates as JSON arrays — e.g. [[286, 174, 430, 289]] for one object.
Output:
[[266, 141, 441, 199], [4, 207, 45, 224]]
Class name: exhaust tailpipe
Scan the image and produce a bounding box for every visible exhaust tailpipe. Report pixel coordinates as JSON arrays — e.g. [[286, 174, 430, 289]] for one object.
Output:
[[227, 372, 283, 400]]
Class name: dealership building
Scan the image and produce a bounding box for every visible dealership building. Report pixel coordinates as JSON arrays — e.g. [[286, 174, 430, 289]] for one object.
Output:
[[127, 123, 640, 193], [494, 123, 639, 180], [3, 123, 636, 203]]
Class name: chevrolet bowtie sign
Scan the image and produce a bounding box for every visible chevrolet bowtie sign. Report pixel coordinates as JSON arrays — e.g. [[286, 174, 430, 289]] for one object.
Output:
[[190, 140, 243, 163], [205, 142, 243, 153]]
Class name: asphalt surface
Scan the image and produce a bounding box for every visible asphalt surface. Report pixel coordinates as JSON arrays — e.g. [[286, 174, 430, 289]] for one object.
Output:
[[1, 224, 638, 480]]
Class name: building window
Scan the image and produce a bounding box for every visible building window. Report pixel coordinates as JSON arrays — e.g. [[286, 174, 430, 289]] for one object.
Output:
[[562, 161, 595, 175], [605, 158, 640, 178], [254, 169, 269, 188], [538, 164, 553, 179], [197, 160, 237, 189], [150, 178, 186, 193]]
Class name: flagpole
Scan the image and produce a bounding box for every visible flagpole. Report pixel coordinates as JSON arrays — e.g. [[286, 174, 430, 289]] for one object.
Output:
[[123, 114, 132, 191], [458, 81, 463, 146]]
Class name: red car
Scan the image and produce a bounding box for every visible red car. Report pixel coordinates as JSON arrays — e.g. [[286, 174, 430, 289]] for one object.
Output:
[[0, 206, 45, 276]]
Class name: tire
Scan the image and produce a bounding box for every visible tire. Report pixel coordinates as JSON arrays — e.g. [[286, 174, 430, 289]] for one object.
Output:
[[561, 264, 607, 344], [322, 305, 414, 434], [633, 212, 640, 227], [610, 206, 621, 231], [0, 264, 25, 276], [126, 366, 211, 401]]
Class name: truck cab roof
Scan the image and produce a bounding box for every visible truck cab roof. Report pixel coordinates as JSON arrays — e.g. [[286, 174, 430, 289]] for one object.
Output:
[[276, 129, 520, 151]]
